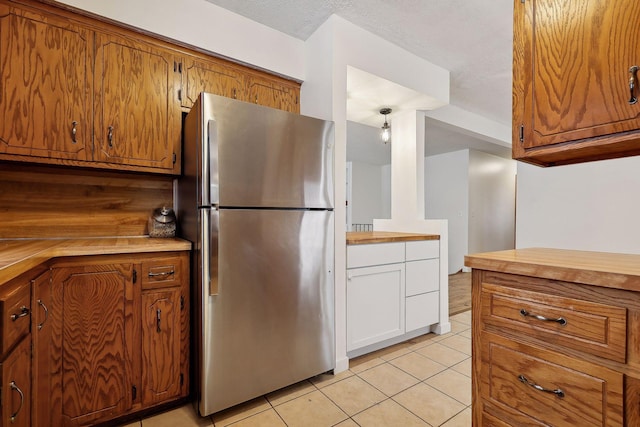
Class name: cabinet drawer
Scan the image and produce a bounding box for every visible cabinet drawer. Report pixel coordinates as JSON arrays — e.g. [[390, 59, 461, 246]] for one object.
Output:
[[406, 259, 439, 296], [485, 338, 623, 426], [1, 282, 30, 356], [481, 282, 626, 363], [347, 242, 404, 269], [141, 256, 183, 289], [405, 292, 438, 332], [405, 240, 438, 261]]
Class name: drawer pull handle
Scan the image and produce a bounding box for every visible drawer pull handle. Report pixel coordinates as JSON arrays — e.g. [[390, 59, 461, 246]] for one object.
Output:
[[148, 270, 174, 278], [518, 374, 565, 398], [629, 66, 639, 105], [9, 381, 25, 422], [37, 299, 49, 330], [520, 309, 567, 326], [10, 306, 29, 321], [156, 308, 162, 333]]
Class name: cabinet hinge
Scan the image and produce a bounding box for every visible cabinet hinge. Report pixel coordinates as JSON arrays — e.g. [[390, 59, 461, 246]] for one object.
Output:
[[519, 124, 524, 143], [180, 373, 184, 386], [173, 152, 177, 164], [132, 269, 137, 284], [180, 295, 184, 310], [132, 385, 137, 401]]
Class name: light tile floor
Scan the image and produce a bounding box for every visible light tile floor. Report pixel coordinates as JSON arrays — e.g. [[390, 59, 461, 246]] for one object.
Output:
[[120, 310, 472, 427]]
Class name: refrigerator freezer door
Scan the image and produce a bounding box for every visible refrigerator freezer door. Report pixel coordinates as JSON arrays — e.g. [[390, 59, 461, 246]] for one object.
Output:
[[203, 93, 334, 209], [199, 208, 335, 415]]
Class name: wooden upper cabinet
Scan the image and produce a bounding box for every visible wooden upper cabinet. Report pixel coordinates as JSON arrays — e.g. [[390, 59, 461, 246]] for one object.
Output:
[[246, 73, 300, 113], [50, 262, 136, 427], [94, 32, 181, 172], [181, 56, 245, 108], [0, 3, 91, 161], [513, 0, 640, 166]]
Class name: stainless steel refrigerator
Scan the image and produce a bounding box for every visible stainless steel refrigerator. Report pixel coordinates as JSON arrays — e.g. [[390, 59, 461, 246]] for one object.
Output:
[[178, 93, 335, 416]]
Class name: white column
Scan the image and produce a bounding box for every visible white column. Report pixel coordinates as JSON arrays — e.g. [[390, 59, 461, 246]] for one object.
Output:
[[376, 109, 450, 335], [390, 110, 425, 219]]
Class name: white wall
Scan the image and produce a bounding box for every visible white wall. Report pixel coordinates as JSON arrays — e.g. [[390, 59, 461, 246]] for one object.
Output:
[[516, 157, 640, 253], [57, 0, 305, 80], [425, 150, 469, 274], [303, 14, 452, 372], [468, 150, 516, 255], [381, 164, 392, 219], [350, 162, 387, 224]]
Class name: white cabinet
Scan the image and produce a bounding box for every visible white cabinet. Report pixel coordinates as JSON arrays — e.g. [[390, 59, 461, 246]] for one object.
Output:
[[346, 240, 440, 355], [346, 264, 405, 352]]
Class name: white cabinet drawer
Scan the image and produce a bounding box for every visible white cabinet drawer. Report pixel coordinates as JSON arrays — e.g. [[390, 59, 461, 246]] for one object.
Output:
[[406, 240, 439, 261], [406, 259, 439, 297], [406, 292, 439, 332], [347, 242, 405, 269]]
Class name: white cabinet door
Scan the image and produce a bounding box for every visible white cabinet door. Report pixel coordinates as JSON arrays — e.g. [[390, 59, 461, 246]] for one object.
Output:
[[346, 263, 405, 352]]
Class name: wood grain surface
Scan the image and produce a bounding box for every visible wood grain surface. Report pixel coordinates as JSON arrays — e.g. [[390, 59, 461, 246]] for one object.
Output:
[[51, 262, 135, 425], [513, 0, 640, 166], [0, 163, 174, 239], [465, 247, 640, 291], [0, 4, 91, 160], [346, 231, 440, 245], [0, 237, 190, 286]]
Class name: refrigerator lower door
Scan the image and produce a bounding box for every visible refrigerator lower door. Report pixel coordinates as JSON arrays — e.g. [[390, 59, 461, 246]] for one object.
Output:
[[199, 208, 335, 416]]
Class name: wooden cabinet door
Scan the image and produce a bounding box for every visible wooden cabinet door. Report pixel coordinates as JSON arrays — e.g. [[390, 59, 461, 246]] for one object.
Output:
[[50, 263, 136, 427], [93, 32, 181, 173], [246, 74, 300, 113], [0, 336, 31, 427], [141, 288, 181, 406], [0, 3, 91, 161], [517, 0, 640, 150], [32, 270, 51, 427], [181, 56, 245, 108]]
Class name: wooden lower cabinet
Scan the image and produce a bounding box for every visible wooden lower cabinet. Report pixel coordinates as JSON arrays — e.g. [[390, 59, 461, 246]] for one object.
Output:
[[469, 265, 640, 426], [141, 288, 182, 406], [0, 267, 44, 427], [32, 271, 53, 427], [34, 251, 190, 427], [1, 336, 31, 427]]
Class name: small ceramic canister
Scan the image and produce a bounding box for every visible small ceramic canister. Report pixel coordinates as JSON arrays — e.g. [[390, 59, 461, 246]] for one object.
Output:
[[149, 206, 176, 238]]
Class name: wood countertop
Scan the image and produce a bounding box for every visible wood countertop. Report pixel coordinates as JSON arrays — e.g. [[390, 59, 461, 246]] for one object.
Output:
[[465, 247, 640, 292], [347, 231, 440, 245], [0, 237, 191, 285]]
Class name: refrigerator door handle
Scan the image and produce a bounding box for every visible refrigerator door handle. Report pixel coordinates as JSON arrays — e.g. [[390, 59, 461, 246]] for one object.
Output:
[[202, 207, 220, 296], [207, 119, 219, 205]]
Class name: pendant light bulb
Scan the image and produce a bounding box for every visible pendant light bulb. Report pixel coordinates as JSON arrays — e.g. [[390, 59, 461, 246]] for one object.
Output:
[[380, 108, 392, 144]]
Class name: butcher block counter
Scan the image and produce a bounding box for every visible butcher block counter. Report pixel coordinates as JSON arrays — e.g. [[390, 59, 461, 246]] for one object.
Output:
[[465, 247, 640, 426], [0, 236, 191, 285], [346, 231, 439, 245]]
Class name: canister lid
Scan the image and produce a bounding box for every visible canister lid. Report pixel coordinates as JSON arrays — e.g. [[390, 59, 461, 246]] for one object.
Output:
[[153, 206, 176, 223]]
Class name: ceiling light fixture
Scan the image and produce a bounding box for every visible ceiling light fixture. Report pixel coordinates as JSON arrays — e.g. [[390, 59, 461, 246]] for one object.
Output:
[[380, 108, 392, 143]]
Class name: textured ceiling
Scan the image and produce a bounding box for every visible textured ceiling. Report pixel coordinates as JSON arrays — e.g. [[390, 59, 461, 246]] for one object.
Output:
[[204, 0, 514, 127]]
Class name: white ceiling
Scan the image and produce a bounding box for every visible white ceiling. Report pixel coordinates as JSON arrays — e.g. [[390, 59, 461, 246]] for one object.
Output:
[[204, 0, 514, 163]]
